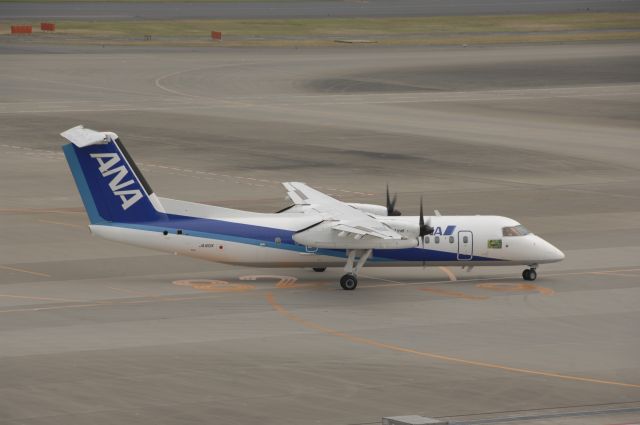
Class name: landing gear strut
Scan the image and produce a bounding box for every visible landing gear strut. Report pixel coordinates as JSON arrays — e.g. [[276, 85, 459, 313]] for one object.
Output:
[[339, 249, 372, 290], [522, 265, 538, 281]]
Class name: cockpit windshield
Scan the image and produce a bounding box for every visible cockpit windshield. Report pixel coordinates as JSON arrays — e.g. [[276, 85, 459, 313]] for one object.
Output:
[[502, 225, 530, 237]]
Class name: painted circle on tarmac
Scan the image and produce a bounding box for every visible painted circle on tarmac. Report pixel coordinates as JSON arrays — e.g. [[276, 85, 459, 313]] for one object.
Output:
[[173, 279, 255, 292]]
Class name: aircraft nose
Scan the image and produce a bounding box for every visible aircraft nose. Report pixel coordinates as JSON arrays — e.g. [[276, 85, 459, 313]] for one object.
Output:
[[549, 244, 565, 262], [539, 238, 565, 262]]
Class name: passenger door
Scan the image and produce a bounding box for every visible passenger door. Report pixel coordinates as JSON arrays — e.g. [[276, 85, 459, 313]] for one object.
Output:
[[457, 231, 473, 260]]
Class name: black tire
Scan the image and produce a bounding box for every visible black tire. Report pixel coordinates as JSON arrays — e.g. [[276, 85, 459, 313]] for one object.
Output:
[[340, 273, 358, 290], [522, 269, 531, 281], [528, 269, 537, 281], [312, 267, 327, 272]]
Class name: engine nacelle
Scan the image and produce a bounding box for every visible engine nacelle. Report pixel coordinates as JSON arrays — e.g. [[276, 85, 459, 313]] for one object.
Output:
[[377, 216, 423, 239], [347, 203, 388, 216]]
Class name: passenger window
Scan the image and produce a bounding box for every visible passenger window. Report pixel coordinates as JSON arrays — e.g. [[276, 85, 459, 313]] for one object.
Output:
[[449, 236, 454, 243], [463, 236, 468, 243], [435, 236, 440, 244], [424, 236, 430, 244]]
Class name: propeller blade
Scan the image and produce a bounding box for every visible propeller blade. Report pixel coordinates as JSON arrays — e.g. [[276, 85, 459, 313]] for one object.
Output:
[[424, 221, 434, 236], [418, 196, 434, 237], [386, 184, 401, 216]]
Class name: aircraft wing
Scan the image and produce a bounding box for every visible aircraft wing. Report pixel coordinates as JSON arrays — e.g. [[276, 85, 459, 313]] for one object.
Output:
[[283, 182, 404, 242]]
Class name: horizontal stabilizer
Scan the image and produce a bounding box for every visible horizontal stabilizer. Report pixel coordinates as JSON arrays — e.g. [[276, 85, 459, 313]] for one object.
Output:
[[61, 125, 118, 148]]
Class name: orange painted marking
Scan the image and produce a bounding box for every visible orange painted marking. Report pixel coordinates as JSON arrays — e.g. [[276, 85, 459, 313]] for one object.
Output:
[[265, 292, 640, 389], [239, 275, 299, 289], [420, 287, 487, 300], [173, 279, 255, 292], [0, 265, 50, 278], [476, 282, 555, 296], [438, 266, 457, 282]]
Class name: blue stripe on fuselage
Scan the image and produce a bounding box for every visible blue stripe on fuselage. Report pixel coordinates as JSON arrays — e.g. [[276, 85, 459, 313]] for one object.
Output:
[[104, 217, 502, 263]]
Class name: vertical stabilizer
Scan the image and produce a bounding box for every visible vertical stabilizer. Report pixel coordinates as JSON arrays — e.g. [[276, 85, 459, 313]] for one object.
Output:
[[61, 125, 166, 224]]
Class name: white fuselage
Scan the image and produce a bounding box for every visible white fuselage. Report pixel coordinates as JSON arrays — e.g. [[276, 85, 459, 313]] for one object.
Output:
[[88, 198, 564, 269]]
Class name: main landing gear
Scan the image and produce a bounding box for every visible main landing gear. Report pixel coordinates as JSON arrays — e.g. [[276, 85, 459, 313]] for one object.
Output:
[[339, 249, 372, 290], [522, 265, 538, 281], [340, 273, 358, 290]]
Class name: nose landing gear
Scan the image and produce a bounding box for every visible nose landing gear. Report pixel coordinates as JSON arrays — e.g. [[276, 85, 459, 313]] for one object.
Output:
[[522, 266, 538, 281]]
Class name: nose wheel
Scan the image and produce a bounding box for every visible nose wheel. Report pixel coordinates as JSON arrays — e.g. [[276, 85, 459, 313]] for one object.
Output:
[[522, 268, 537, 281]]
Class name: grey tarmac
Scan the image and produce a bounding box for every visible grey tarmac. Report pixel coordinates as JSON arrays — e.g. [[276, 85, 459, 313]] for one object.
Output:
[[2, 0, 640, 21], [0, 42, 639, 425]]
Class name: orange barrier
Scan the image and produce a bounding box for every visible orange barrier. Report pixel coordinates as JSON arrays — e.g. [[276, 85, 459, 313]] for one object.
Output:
[[211, 31, 222, 41], [11, 25, 32, 35], [41, 22, 56, 32]]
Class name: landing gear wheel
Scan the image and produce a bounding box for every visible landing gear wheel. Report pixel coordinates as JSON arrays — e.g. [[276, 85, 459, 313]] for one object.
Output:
[[340, 273, 358, 290], [312, 267, 327, 272], [522, 269, 537, 281], [522, 269, 530, 280]]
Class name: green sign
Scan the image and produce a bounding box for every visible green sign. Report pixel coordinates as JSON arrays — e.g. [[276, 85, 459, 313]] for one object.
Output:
[[488, 239, 502, 249]]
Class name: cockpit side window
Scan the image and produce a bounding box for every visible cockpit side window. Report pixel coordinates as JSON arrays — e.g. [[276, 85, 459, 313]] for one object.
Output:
[[502, 225, 530, 237]]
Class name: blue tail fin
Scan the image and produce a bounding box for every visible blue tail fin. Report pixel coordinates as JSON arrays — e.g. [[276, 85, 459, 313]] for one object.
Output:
[[62, 126, 165, 224]]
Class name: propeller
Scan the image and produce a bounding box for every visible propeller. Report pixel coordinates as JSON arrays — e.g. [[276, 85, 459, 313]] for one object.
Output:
[[418, 197, 433, 268], [418, 196, 434, 239], [386, 184, 402, 216]]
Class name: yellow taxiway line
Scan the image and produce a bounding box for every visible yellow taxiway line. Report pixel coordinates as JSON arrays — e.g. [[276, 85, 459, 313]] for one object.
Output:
[[438, 266, 458, 281], [265, 292, 640, 389], [419, 287, 487, 300]]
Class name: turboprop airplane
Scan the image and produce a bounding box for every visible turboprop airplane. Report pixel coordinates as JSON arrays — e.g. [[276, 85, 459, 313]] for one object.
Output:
[[61, 125, 565, 290]]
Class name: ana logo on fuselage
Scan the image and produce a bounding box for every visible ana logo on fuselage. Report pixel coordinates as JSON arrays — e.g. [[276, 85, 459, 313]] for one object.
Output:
[[90, 152, 143, 210], [432, 225, 456, 236]]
